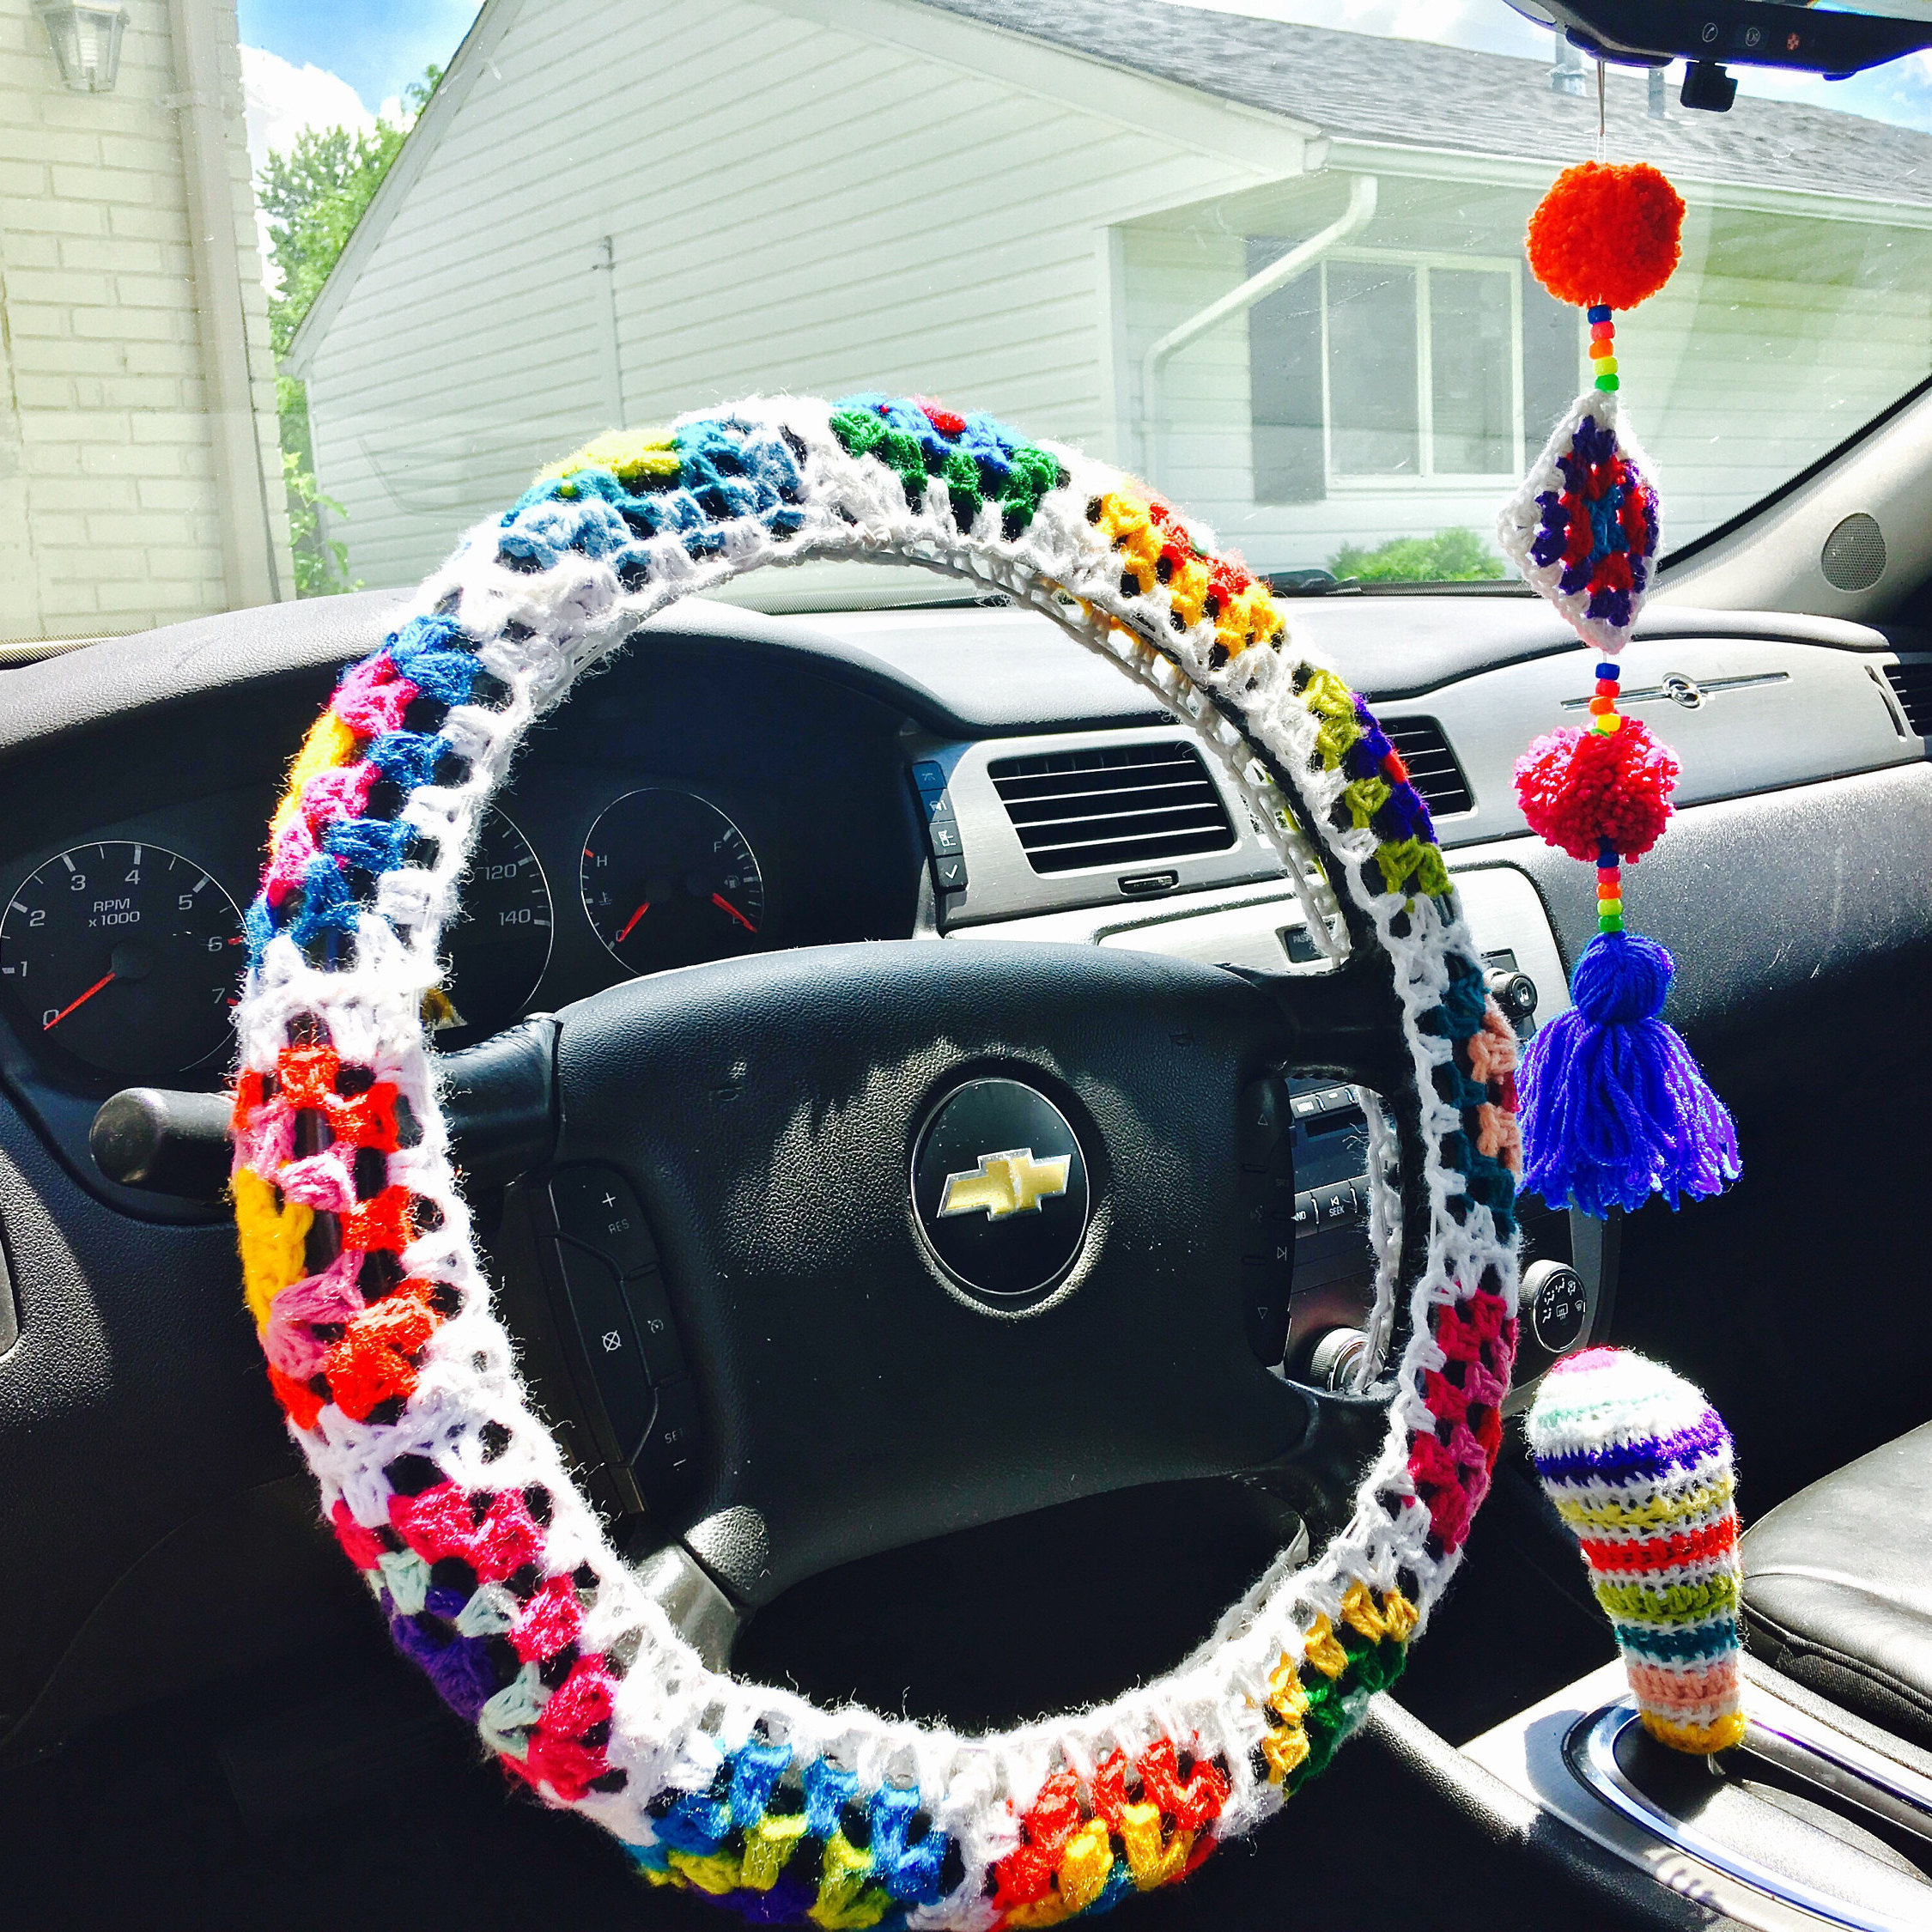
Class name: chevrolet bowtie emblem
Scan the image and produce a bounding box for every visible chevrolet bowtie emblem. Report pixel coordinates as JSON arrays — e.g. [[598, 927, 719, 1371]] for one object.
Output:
[[937, 1146, 1072, 1221]]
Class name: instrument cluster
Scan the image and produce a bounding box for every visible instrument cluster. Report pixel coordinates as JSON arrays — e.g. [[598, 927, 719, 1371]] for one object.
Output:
[[0, 781, 773, 1084]]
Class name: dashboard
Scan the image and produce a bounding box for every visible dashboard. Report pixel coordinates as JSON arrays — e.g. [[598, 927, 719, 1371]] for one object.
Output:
[[5, 579, 1932, 1759]]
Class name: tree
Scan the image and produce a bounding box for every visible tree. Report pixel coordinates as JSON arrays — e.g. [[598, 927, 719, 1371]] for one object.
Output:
[[261, 67, 440, 594]]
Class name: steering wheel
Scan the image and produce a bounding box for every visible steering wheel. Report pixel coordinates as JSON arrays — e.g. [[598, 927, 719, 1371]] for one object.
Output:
[[231, 395, 1522, 1925]]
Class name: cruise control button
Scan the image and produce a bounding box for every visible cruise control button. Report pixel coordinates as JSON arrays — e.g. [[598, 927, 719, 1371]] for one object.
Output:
[[622, 1269, 687, 1383], [635, 1376, 701, 1500], [550, 1165, 659, 1277], [552, 1239, 654, 1462]]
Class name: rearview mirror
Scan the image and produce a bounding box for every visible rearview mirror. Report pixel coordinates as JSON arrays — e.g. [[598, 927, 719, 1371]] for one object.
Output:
[[1509, 0, 1932, 111]]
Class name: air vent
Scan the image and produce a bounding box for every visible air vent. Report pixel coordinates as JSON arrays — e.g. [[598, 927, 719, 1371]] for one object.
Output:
[[1884, 660, 1932, 736], [1380, 716, 1474, 817], [989, 740, 1236, 874]]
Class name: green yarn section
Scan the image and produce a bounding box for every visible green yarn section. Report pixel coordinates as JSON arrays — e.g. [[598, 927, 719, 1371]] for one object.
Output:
[[1594, 1570, 1740, 1625], [829, 406, 1062, 533], [1285, 1628, 1407, 1795]]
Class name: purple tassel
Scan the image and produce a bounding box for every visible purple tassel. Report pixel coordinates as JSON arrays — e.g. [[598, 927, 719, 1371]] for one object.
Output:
[[1518, 931, 1740, 1217]]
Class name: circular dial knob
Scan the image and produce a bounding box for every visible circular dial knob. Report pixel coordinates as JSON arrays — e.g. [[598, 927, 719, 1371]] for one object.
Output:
[[1520, 1259, 1589, 1356]]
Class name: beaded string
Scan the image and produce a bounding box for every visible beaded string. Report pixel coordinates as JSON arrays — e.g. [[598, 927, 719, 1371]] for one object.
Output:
[[1589, 301, 1618, 393], [1588, 657, 1625, 933]]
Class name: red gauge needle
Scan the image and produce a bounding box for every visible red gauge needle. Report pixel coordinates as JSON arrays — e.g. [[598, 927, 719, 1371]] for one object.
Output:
[[712, 893, 757, 935], [615, 902, 651, 944], [43, 970, 116, 1030]]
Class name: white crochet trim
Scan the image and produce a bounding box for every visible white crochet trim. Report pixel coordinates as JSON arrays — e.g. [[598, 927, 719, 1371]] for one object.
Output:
[[1496, 388, 1658, 658], [234, 396, 1518, 1915]]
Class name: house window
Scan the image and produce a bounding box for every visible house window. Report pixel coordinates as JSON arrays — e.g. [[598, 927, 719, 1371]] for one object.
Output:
[[1250, 240, 1578, 503]]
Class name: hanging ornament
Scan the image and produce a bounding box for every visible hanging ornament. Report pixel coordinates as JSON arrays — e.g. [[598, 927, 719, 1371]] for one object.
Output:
[[1497, 155, 1740, 1218]]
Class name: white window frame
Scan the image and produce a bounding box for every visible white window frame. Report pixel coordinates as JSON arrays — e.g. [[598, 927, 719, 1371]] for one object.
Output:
[[1319, 248, 1525, 490]]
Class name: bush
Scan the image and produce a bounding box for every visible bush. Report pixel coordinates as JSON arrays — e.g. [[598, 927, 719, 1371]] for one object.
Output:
[[1327, 529, 1506, 584]]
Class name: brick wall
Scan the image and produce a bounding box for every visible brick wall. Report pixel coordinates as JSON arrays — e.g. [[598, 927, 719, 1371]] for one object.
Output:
[[0, 0, 292, 643]]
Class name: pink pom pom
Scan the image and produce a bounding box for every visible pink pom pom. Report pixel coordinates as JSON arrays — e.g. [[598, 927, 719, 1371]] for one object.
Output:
[[1515, 719, 1680, 863]]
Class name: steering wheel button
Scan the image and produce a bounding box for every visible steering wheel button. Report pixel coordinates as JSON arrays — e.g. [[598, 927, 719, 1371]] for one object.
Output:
[[622, 1269, 688, 1383], [550, 1163, 660, 1277], [1237, 1076, 1287, 1170], [635, 1376, 701, 1502], [552, 1238, 655, 1463]]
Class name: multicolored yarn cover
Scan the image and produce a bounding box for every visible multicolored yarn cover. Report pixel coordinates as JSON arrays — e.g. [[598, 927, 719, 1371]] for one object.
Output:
[[229, 394, 1523, 1926], [1528, 1347, 1746, 1755], [1497, 162, 1740, 1218]]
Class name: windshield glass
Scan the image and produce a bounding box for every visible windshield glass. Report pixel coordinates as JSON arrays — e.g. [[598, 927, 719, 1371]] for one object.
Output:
[[9, 0, 1932, 637]]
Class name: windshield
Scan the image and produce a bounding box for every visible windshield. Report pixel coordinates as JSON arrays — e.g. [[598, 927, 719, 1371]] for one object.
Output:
[[9, 0, 1932, 636]]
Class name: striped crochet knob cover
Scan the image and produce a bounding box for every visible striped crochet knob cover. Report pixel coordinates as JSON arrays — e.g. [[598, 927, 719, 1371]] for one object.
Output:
[[1526, 1346, 1746, 1754]]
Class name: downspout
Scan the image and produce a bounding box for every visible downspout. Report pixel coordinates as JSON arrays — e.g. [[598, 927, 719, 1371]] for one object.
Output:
[[1139, 173, 1377, 489], [169, 0, 284, 608]]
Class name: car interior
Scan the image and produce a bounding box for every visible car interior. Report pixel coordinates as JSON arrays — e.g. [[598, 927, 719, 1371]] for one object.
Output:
[[9, 3, 1932, 1929]]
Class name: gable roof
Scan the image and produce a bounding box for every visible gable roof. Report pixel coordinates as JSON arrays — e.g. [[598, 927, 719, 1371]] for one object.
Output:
[[923, 0, 1932, 208], [291, 0, 1932, 373]]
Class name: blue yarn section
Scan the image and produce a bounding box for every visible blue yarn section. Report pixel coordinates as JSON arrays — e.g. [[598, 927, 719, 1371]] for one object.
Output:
[[1518, 931, 1740, 1217]]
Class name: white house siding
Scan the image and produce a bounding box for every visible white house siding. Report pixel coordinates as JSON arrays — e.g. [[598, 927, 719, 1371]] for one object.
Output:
[[1123, 171, 1932, 576], [299, 0, 1296, 592], [0, 0, 289, 642]]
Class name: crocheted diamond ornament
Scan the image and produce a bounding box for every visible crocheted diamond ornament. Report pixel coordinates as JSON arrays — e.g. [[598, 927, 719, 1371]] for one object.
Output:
[[1527, 1347, 1746, 1755], [1498, 392, 1659, 655]]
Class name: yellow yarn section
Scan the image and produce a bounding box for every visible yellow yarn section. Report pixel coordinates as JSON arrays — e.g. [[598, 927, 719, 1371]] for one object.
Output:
[[536, 428, 679, 489], [667, 1849, 744, 1896], [233, 1166, 313, 1330], [809, 1831, 892, 1929], [1302, 1613, 1350, 1680], [1643, 1708, 1747, 1754], [1055, 1818, 1115, 1915], [1340, 1579, 1419, 1644], [1551, 1473, 1736, 1535], [270, 712, 358, 840], [1091, 489, 1285, 661], [741, 1809, 808, 1890], [1260, 1649, 1310, 1783]]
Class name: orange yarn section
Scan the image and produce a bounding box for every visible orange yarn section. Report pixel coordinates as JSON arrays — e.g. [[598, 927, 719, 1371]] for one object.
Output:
[[1526, 162, 1685, 311]]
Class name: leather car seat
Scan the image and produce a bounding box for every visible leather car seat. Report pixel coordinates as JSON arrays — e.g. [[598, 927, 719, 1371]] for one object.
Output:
[[1740, 1419, 1932, 1750]]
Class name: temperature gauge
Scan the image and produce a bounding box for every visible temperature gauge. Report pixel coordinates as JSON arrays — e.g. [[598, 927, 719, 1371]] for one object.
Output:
[[580, 788, 765, 976]]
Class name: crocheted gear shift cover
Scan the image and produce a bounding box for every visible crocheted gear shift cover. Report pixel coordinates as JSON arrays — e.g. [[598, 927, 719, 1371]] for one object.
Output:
[[231, 396, 1522, 1926]]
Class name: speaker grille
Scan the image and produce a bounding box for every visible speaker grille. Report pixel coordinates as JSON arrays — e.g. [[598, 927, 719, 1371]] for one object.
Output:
[[1821, 513, 1886, 592]]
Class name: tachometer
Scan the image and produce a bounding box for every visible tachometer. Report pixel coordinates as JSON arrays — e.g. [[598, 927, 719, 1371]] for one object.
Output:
[[580, 788, 765, 975], [427, 806, 554, 1047], [0, 842, 244, 1078]]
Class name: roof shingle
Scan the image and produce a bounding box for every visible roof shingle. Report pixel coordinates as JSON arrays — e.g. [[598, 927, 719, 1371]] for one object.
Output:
[[924, 0, 1932, 207]]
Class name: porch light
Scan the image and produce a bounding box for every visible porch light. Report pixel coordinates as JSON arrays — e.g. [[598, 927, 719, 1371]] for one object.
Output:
[[33, 2, 127, 94]]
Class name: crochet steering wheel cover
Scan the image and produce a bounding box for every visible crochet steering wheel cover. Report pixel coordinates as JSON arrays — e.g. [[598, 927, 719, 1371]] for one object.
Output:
[[230, 395, 1522, 1927]]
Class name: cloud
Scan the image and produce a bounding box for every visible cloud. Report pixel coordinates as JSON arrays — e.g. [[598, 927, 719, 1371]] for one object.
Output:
[[240, 46, 376, 290]]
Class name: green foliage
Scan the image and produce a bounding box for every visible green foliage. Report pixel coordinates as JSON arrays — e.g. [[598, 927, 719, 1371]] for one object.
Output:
[[283, 450, 358, 598], [261, 66, 440, 594], [1327, 529, 1507, 584]]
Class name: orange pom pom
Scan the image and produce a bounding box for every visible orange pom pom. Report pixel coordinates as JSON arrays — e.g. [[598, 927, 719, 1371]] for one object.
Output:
[[1526, 161, 1685, 312]]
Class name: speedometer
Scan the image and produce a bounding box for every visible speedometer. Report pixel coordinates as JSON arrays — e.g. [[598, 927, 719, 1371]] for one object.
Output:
[[580, 788, 765, 976], [0, 842, 243, 1078], [427, 806, 554, 1048]]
